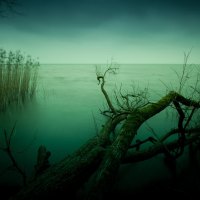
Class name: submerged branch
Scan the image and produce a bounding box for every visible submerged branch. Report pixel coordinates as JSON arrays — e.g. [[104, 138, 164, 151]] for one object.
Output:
[[124, 128, 200, 164], [0, 124, 27, 186]]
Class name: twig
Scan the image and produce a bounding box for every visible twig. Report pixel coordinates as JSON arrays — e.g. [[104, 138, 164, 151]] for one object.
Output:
[[0, 123, 27, 185]]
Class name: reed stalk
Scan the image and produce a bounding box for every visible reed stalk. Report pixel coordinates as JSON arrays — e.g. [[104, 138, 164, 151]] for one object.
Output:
[[0, 48, 39, 112]]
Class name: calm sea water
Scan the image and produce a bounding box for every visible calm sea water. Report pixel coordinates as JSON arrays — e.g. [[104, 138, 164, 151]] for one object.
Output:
[[0, 64, 199, 194]]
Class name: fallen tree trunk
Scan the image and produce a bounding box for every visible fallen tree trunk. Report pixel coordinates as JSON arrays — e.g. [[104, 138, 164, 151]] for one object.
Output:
[[10, 90, 200, 200], [83, 91, 200, 199]]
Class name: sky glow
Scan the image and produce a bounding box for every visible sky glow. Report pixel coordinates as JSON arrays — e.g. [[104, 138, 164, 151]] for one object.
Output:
[[0, 0, 200, 64]]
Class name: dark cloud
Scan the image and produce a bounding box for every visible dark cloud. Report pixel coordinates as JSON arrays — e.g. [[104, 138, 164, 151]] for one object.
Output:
[[1, 0, 200, 63], [20, 0, 200, 16], [16, 0, 200, 25], [3, 0, 198, 38], [1, 0, 198, 26]]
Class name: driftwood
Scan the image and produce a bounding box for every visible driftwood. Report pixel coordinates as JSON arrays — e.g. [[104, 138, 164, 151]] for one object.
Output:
[[34, 145, 51, 178], [8, 65, 200, 200]]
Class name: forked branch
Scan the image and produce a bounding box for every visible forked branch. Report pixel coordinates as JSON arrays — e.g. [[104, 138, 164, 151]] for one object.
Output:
[[0, 123, 27, 186], [96, 65, 118, 115]]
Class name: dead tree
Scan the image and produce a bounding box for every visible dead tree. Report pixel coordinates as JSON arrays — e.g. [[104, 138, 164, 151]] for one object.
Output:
[[9, 62, 200, 200]]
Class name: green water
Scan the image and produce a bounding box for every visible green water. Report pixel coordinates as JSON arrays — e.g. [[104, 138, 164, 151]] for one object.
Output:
[[0, 64, 199, 195]]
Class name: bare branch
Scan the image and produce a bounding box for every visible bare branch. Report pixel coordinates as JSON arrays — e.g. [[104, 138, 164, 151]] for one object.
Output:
[[124, 128, 200, 164], [91, 111, 99, 135], [8, 121, 17, 146], [114, 83, 150, 113], [178, 50, 193, 93], [0, 124, 27, 186], [129, 137, 157, 150], [184, 107, 196, 129], [96, 64, 118, 114]]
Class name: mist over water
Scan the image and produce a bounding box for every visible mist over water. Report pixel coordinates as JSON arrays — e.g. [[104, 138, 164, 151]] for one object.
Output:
[[0, 64, 198, 193]]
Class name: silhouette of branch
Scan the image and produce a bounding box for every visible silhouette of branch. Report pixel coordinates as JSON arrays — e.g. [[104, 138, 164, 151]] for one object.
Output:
[[124, 128, 200, 164], [96, 64, 118, 115], [0, 123, 27, 186]]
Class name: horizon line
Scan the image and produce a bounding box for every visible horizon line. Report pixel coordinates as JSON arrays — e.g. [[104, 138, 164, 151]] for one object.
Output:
[[39, 62, 200, 65]]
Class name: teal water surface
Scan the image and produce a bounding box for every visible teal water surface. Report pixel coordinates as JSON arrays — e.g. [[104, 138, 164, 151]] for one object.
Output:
[[0, 64, 199, 194]]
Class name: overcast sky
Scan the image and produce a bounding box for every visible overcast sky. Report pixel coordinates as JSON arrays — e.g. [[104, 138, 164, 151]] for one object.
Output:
[[0, 0, 200, 64]]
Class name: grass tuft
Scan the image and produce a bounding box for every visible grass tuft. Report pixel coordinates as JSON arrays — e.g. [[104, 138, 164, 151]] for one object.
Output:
[[0, 48, 39, 112]]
